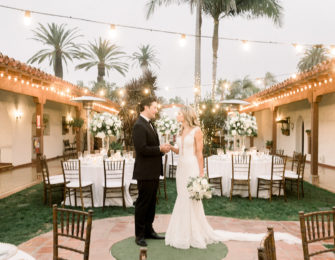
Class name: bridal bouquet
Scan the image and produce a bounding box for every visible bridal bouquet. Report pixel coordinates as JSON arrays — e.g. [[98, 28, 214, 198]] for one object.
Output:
[[90, 112, 122, 138], [187, 176, 213, 201], [155, 116, 179, 136]]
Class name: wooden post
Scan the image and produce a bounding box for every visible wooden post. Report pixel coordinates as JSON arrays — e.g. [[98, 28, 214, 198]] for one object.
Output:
[[272, 107, 278, 153], [75, 107, 82, 153], [310, 96, 322, 185], [34, 97, 45, 174], [250, 112, 254, 147]]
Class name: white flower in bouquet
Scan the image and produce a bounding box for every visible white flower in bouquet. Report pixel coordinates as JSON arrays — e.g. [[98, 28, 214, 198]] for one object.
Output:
[[90, 112, 122, 138], [187, 176, 213, 201], [231, 130, 237, 136], [155, 116, 180, 136]]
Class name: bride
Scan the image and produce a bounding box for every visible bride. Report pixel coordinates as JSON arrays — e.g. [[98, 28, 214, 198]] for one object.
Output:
[[165, 106, 300, 250]]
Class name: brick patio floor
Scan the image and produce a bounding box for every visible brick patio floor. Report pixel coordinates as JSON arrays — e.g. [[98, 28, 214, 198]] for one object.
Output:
[[18, 214, 334, 260]]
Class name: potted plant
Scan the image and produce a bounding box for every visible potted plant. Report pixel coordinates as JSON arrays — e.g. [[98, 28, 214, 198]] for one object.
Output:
[[69, 117, 84, 132], [265, 140, 273, 150]]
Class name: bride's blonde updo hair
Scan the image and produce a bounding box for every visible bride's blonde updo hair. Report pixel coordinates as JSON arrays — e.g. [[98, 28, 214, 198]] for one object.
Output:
[[179, 106, 200, 134]]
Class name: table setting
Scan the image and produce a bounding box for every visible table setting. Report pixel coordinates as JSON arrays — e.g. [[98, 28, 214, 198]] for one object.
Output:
[[64, 151, 136, 208]]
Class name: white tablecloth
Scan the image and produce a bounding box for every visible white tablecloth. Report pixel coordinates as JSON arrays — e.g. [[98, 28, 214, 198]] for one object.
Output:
[[64, 157, 135, 208], [208, 155, 283, 198], [0, 243, 35, 260]]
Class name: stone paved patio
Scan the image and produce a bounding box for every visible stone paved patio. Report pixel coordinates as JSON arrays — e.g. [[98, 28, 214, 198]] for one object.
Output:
[[19, 214, 334, 259]]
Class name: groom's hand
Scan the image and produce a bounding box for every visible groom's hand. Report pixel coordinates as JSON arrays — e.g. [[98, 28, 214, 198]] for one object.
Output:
[[160, 144, 170, 153]]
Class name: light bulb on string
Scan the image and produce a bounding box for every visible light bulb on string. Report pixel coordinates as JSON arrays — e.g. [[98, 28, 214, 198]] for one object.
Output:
[[330, 45, 335, 56], [241, 40, 250, 51], [109, 24, 117, 38], [293, 43, 304, 53], [23, 11, 32, 26], [292, 73, 297, 79], [179, 34, 187, 47], [144, 88, 149, 94], [224, 83, 230, 90], [164, 86, 169, 91], [99, 89, 104, 96]]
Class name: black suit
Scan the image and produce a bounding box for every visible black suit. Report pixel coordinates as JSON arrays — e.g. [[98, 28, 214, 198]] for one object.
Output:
[[132, 116, 163, 238]]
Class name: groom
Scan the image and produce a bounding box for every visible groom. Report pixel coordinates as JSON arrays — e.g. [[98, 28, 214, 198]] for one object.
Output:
[[132, 97, 170, 247]]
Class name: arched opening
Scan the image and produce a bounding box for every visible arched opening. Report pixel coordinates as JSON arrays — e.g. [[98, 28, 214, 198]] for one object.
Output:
[[295, 116, 304, 154]]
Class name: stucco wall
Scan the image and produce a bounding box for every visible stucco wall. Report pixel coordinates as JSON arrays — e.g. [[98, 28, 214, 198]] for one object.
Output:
[[0, 90, 76, 166], [253, 109, 273, 150]]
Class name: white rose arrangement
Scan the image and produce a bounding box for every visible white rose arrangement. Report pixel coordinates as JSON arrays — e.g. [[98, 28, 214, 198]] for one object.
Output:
[[90, 112, 122, 138], [226, 112, 257, 137], [155, 116, 179, 136], [187, 176, 213, 200]]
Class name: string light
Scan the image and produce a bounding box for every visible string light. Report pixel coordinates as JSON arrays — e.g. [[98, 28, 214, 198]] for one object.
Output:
[[144, 88, 149, 94], [164, 86, 169, 91], [242, 40, 250, 51], [0, 72, 3, 77], [330, 45, 335, 56], [119, 89, 124, 96], [99, 89, 104, 96], [109, 24, 117, 38], [84, 89, 88, 94], [121, 101, 125, 106], [179, 34, 186, 47], [0, 4, 334, 52], [23, 10, 31, 26], [293, 43, 304, 53], [292, 74, 297, 79]]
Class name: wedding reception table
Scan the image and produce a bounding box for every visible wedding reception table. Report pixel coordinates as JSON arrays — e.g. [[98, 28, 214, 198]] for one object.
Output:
[[208, 153, 283, 198], [0, 242, 35, 260], [64, 154, 135, 208]]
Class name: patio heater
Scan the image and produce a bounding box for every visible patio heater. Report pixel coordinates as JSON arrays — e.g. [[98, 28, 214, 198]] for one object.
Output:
[[71, 96, 105, 153]]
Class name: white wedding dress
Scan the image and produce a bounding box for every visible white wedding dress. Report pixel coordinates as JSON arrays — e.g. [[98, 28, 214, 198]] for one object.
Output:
[[165, 127, 300, 249]]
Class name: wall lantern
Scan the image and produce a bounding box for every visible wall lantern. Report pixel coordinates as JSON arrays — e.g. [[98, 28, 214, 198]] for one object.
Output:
[[276, 117, 291, 136], [14, 110, 23, 120]]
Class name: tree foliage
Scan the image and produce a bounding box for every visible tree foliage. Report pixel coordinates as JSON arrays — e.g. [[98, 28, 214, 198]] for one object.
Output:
[[119, 71, 158, 146], [297, 46, 329, 72], [131, 44, 160, 74], [28, 23, 83, 79], [225, 76, 260, 99], [76, 37, 128, 83]]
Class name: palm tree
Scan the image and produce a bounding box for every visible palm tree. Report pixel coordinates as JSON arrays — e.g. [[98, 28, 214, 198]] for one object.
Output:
[[226, 76, 260, 99], [215, 78, 230, 100], [263, 72, 277, 88], [297, 46, 329, 72], [76, 38, 128, 83], [202, 0, 282, 100], [28, 23, 83, 79], [131, 44, 160, 74]]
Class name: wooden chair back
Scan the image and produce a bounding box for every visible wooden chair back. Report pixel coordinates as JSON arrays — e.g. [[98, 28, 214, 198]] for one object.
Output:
[[103, 159, 125, 188], [139, 247, 147, 260], [53, 204, 93, 260], [270, 155, 287, 181], [291, 151, 302, 171], [204, 156, 209, 177], [61, 160, 81, 187], [297, 154, 307, 179], [275, 149, 284, 156], [258, 227, 277, 260], [231, 155, 251, 180], [39, 155, 51, 185], [299, 207, 335, 259]]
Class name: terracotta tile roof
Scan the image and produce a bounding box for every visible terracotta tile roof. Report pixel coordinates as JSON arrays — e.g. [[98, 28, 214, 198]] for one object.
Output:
[[246, 58, 335, 101], [0, 52, 119, 112], [0, 52, 76, 87]]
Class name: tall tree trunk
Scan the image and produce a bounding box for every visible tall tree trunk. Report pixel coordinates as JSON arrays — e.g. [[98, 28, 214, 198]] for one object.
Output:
[[194, 0, 202, 108], [54, 50, 63, 79], [97, 63, 105, 83], [211, 16, 219, 101], [141, 64, 148, 75]]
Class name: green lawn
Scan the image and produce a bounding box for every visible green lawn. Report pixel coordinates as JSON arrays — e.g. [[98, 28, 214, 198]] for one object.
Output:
[[1, 179, 335, 245]]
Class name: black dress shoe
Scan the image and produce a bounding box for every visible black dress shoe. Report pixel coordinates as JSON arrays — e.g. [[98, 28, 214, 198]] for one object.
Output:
[[135, 237, 147, 246], [145, 232, 165, 239]]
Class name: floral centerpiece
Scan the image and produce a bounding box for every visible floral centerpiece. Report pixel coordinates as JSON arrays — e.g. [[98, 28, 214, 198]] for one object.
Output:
[[155, 116, 179, 137], [187, 176, 213, 200], [90, 112, 122, 150], [226, 112, 257, 137]]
